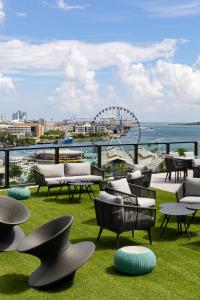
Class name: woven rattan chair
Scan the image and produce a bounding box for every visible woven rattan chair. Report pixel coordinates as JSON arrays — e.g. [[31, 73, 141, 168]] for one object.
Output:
[[165, 157, 187, 183], [94, 196, 156, 249], [113, 168, 152, 188]]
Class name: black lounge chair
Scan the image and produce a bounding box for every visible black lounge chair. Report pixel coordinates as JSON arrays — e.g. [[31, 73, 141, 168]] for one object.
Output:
[[17, 215, 95, 288], [0, 196, 29, 251]]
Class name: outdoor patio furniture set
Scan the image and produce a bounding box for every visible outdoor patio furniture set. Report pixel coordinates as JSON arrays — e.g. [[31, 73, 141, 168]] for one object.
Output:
[[33, 161, 200, 247], [164, 152, 200, 183]]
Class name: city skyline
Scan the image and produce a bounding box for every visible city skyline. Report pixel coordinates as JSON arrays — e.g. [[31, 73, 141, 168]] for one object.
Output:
[[0, 0, 200, 122]]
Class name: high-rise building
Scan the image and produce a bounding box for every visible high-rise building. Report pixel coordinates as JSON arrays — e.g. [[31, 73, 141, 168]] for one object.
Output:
[[12, 110, 27, 121], [0, 114, 7, 123]]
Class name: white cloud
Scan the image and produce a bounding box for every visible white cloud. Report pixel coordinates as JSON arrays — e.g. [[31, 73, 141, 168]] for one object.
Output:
[[141, 0, 200, 17], [0, 38, 177, 74], [57, 0, 85, 11], [16, 12, 27, 17], [117, 60, 200, 106], [1, 37, 200, 114], [50, 50, 98, 112], [0, 73, 15, 94], [0, 0, 5, 25]]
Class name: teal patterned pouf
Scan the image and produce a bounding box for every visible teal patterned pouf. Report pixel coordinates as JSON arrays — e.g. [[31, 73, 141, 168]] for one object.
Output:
[[8, 187, 31, 200], [114, 246, 156, 275]]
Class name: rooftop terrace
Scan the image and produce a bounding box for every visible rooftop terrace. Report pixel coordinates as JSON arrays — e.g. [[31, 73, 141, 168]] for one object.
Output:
[[0, 183, 200, 300]]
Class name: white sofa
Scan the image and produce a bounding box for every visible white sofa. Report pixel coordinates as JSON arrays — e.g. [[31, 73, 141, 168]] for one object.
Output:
[[34, 162, 104, 195]]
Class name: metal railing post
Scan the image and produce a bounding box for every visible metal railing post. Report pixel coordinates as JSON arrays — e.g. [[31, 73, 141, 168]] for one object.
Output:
[[5, 150, 10, 188], [55, 147, 60, 164], [97, 145, 102, 168], [194, 142, 198, 156], [134, 144, 138, 164], [166, 143, 170, 154]]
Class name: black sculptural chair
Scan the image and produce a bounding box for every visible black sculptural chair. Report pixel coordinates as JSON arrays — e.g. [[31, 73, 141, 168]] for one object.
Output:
[[0, 196, 29, 251], [17, 215, 95, 288]]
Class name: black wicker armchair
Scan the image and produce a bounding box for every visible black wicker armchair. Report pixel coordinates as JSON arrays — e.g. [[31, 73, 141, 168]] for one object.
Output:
[[176, 178, 200, 204], [94, 196, 156, 248], [106, 182, 156, 207], [113, 168, 152, 188]]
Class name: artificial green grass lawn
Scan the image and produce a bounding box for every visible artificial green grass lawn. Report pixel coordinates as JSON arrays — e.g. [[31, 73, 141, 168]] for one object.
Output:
[[0, 187, 200, 300]]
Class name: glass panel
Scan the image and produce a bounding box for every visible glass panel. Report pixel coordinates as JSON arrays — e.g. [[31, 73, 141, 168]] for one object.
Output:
[[59, 146, 98, 165], [0, 150, 5, 187], [101, 144, 135, 177], [138, 143, 166, 172], [9, 148, 56, 186], [170, 143, 195, 157]]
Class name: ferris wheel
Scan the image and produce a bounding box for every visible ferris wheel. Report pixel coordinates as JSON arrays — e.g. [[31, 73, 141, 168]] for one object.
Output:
[[92, 106, 141, 144]]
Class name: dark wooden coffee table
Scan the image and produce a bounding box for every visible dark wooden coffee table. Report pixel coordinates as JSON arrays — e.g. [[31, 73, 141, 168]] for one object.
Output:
[[160, 203, 195, 239], [68, 182, 95, 201]]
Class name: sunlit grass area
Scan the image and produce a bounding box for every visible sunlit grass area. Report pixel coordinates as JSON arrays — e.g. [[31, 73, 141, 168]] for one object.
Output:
[[0, 186, 200, 300]]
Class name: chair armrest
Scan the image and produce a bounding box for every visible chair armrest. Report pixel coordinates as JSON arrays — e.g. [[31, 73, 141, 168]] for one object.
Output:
[[142, 170, 152, 188], [105, 186, 138, 205], [113, 169, 126, 180], [128, 183, 156, 199], [127, 175, 144, 186], [33, 169, 46, 185], [176, 183, 184, 202], [193, 166, 200, 178], [91, 165, 105, 178]]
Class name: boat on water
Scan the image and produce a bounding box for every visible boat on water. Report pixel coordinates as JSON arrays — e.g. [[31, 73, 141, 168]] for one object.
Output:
[[54, 136, 73, 145]]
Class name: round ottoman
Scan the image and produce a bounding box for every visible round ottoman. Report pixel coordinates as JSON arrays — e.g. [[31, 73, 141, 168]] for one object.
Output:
[[8, 187, 31, 200], [114, 246, 156, 275]]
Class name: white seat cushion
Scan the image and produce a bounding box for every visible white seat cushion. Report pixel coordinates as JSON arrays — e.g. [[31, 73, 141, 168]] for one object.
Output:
[[109, 178, 131, 194], [36, 164, 65, 178], [185, 178, 200, 196], [45, 175, 103, 185], [126, 170, 141, 180], [133, 164, 148, 172], [193, 159, 200, 166], [65, 162, 91, 176], [98, 191, 123, 205], [45, 177, 67, 185], [179, 196, 200, 204], [137, 197, 155, 207]]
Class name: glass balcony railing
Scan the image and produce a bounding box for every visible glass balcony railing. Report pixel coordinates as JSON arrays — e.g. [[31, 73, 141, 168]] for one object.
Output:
[[0, 140, 198, 188]]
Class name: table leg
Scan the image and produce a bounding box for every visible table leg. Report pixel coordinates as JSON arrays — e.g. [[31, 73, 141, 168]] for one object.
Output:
[[160, 215, 171, 237], [85, 185, 94, 201], [186, 210, 197, 230], [55, 185, 63, 200]]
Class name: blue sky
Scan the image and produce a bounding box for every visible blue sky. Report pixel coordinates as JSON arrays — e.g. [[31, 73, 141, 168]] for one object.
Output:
[[0, 0, 200, 121]]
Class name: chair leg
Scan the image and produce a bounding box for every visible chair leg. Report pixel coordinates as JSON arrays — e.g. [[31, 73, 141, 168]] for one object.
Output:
[[147, 229, 152, 244], [97, 227, 103, 241], [116, 233, 120, 249], [36, 185, 40, 196]]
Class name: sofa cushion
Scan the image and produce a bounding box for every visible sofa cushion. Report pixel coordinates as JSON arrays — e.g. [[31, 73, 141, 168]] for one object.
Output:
[[98, 191, 123, 205], [184, 151, 194, 159], [109, 178, 131, 195], [179, 196, 200, 204], [133, 164, 148, 172], [193, 159, 200, 167], [45, 177, 68, 185], [64, 162, 91, 176], [46, 175, 103, 185], [66, 175, 102, 182], [126, 170, 141, 180], [137, 197, 155, 207], [36, 164, 65, 178], [185, 178, 200, 196]]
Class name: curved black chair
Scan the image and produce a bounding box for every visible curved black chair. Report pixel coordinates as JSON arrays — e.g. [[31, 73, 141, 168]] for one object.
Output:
[[0, 196, 29, 251], [17, 215, 95, 288]]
